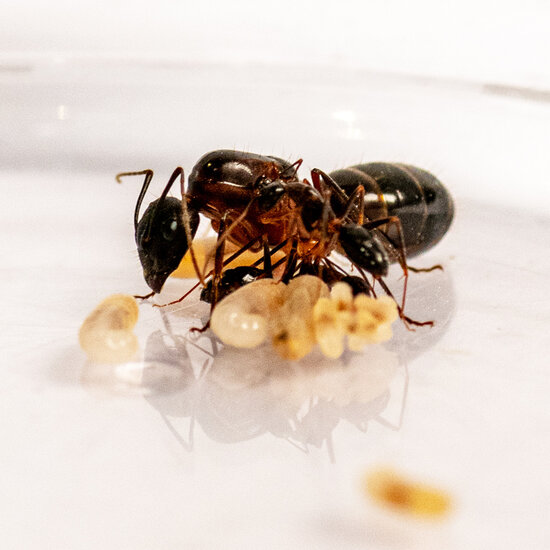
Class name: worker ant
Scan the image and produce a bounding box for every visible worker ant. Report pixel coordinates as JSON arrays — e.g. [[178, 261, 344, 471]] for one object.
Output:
[[117, 150, 454, 327]]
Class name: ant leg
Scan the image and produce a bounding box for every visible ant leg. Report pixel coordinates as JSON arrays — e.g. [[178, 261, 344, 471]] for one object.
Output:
[[281, 239, 299, 283], [355, 265, 378, 298], [134, 291, 155, 300], [171, 168, 205, 286], [280, 158, 303, 179], [311, 168, 353, 215], [167, 237, 287, 310], [262, 234, 273, 277], [154, 236, 262, 308], [408, 264, 443, 273], [155, 280, 202, 308], [270, 255, 289, 274], [211, 213, 230, 310], [364, 215, 409, 312], [339, 184, 365, 224], [222, 235, 261, 267], [200, 198, 256, 277], [376, 276, 434, 329], [189, 214, 230, 334], [318, 183, 367, 263], [250, 238, 288, 268]]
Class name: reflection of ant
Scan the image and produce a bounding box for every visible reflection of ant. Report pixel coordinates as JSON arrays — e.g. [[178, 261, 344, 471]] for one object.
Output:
[[117, 150, 454, 326], [136, 312, 405, 458]]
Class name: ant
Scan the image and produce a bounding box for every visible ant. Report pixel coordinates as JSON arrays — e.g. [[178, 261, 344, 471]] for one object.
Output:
[[117, 150, 454, 327]]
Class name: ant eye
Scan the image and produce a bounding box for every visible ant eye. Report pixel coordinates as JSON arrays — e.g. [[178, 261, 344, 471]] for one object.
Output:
[[162, 219, 178, 241]]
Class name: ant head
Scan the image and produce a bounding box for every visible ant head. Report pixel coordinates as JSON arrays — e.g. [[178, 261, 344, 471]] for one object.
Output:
[[122, 168, 200, 294], [256, 181, 285, 212], [338, 223, 389, 278], [136, 197, 200, 293]]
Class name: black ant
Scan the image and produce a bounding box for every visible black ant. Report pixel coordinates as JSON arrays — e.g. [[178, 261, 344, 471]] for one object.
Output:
[[117, 150, 454, 327]]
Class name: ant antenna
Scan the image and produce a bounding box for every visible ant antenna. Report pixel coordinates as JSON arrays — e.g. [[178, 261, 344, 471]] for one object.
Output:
[[143, 168, 182, 242], [116, 168, 180, 235], [116, 169, 154, 231], [149, 167, 181, 230]]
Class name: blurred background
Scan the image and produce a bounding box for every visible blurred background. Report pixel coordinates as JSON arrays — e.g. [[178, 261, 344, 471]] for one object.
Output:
[[1, 2, 549, 549], [3, 0, 549, 87]]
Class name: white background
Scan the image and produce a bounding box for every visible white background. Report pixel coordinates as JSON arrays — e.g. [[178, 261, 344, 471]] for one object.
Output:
[[2, 0, 550, 88]]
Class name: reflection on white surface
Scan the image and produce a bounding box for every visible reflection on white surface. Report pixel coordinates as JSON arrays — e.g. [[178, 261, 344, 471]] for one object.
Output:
[[75, 260, 454, 459], [141, 326, 400, 454], [81, 360, 190, 397], [79, 310, 404, 454], [154, 265, 452, 446]]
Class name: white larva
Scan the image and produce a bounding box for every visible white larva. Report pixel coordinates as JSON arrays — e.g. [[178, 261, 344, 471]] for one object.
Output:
[[210, 279, 286, 348]]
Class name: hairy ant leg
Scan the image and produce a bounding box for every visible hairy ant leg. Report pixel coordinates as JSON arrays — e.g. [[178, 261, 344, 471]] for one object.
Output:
[[222, 235, 261, 267], [202, 244, 290, 302]]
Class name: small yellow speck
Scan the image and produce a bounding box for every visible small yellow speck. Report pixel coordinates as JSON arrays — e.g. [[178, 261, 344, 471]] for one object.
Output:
[[364, 468, 452, 519]]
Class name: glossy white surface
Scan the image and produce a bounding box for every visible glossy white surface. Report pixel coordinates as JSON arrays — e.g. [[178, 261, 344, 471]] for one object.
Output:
[[1, 60, 549, 549]]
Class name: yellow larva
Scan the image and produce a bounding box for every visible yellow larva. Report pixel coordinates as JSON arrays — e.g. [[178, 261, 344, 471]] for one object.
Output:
[[313, 285, 398, 359], [210, 278, 398, 360], [78, 294, 139, 364], [270, 276, 330, 360], [210, 275, 329, 357], [171, 237, 285, 279], [210, 279, 287, 349]]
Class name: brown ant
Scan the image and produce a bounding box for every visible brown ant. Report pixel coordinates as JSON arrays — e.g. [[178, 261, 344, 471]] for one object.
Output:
[[117, 150, 454, 327]]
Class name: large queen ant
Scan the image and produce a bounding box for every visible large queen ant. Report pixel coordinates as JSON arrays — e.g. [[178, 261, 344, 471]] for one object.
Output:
[[117, 150, 454, 327]]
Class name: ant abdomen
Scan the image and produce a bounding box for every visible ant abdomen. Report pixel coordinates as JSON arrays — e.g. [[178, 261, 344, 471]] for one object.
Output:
[[329, 163, 454, 257]]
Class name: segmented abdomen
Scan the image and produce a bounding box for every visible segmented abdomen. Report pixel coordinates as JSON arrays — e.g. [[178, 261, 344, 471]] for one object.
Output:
[[329, 163, 454, 257]]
